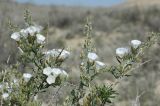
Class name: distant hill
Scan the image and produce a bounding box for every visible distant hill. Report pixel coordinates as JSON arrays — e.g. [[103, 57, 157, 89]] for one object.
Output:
[[121, 0, 160, 8]]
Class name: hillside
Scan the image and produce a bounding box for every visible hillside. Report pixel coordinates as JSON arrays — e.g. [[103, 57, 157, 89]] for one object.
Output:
[[121, 0, 160, 8]]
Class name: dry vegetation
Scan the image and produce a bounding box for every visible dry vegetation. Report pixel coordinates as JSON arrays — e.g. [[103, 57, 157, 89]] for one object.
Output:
[[0, 0, 160, 106]]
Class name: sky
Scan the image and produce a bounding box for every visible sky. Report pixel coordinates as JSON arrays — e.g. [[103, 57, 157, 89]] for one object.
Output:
[[16, 0, 125, 7]]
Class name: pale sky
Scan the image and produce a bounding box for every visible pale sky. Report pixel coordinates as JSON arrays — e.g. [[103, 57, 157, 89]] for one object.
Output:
[[16, 0, 125, 7]]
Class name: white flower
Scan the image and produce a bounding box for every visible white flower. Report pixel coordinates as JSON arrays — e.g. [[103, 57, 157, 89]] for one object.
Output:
[[20, 29, 29, 38], [44, 67, 68, 84], [36, 34, 45, 44], [23, 73, 32, 82], [26, 26, 42, 36], [87, 52, 98, 61], [131, 40, 142, 49], [45, 68, 62, 85], [95, 61, 105, 70], [116, 47, 129, 58], [44, 49, 70, 60], [52, 49, 70, 59], [2, 93, 9, 100], [46, 75, 56, 84], [43, 67, 52, 76], [11, 32, 21, 41]]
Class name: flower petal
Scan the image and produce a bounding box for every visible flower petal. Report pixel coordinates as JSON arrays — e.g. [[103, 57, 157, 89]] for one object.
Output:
[[52, 68, 62, 76], [20, 29, 29, 38], [26, 26, 42, 36], [43, 67, 52, 76], [11, 32, 21, 41], [46, 75, 56, 84]]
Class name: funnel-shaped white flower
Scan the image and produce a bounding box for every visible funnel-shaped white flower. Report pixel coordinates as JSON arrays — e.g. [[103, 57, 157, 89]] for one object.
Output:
[[45, 68, 62, 85], [11, 32, 21, 41], [51, 49, 70, 59], [131, 40, 142, 49], [23, 73, 32, 82], [2, 93, 9, 100], [36, 34, 45, 44], [26, 26, 42, 36], [116, 47, 129, 58], [44, 67, 68, 84], [87, 52, 98, 61], [44, 49, 70, 60]]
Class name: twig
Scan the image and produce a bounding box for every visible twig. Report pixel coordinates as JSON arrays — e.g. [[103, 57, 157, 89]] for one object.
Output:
[[113, 59, 152, 87], [53, 85, 62, 99], [130, 59, 152, 72], [7, 55, 11, 64], [51, 85, 63, 106]]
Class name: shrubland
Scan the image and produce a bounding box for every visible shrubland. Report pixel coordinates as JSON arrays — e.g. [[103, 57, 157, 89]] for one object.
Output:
[[0, 1, 160, 106]]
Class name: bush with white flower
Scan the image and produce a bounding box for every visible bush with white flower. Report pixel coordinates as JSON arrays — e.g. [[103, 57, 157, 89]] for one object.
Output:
[[0, 11, 69, 106], [0, 11, 159, 106]]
